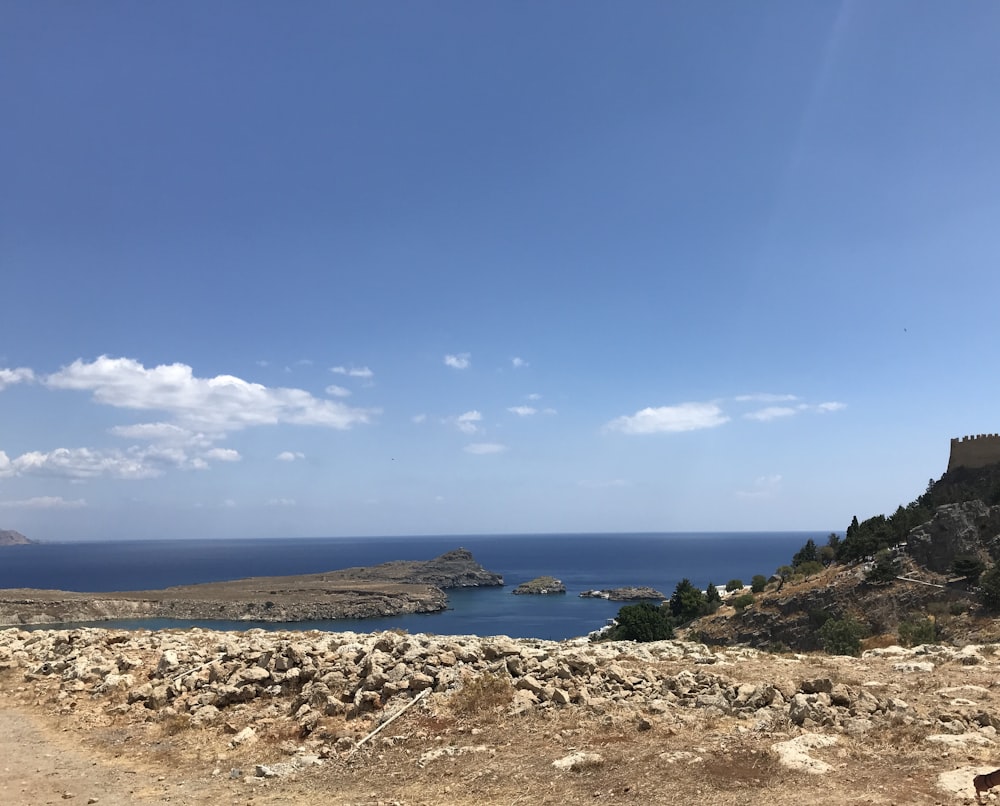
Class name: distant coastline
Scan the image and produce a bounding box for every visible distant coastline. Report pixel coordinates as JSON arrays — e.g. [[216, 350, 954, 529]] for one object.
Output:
[[0, 530, 33, 547]]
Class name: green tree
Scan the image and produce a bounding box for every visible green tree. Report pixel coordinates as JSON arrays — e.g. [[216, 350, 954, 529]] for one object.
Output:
[[751, 574, 767, 593], [865, 548, 899, 584], [732, 593, 754, 612], [669, 578, 707, 624], [725, 579, 744, 592], [792, 539, 819, 567], [818, 616, 865, 656], [952, 554, 985, 581], [604, 602, 675, 642], [705, 582, 722, 611]]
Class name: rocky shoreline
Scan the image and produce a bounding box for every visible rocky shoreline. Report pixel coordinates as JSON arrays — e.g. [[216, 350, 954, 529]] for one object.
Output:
[[0, 549, 502, 627], [579, 586, 666, 601]]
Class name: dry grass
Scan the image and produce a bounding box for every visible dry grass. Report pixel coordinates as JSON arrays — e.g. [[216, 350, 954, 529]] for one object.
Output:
[[449, 671, 515, 718]]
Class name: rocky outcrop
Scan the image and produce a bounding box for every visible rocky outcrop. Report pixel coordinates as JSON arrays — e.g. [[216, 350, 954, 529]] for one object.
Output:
[[0, 530, 33, 546], [0, 549, 501, 627], [907, 501, 1000, 572], [579, 587, 666, 601], [512, 577, 566, 595]]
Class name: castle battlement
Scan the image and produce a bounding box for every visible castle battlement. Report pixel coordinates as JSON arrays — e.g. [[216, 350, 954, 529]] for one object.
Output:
[[948, 433, 1000, 472]]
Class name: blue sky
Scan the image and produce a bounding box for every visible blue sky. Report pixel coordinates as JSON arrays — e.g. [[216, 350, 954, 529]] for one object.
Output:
[[2, 2, 999, 540]]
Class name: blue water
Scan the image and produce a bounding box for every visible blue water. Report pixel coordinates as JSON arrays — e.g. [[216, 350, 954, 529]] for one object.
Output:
[[0, 532, 814, 640]]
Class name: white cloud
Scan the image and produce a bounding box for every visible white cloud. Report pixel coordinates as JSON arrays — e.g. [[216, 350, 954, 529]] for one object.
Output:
[[266, 497, 296, 507], [511, 357, 528, 369], [526, 393, 541, 401], [507, 406, 536, 417], [444, 353, 471, 370], [744, 406, 798, 422], [605, 402, 729, 435], [735, 393, 798, 403], [816, 401, 847, 413], [276, 451, 305, 462], [325, 384, 351, 398], [0, 367, 35, 390], [412, 414, 427, 424], [464, 442, 507, 455], [542, 407, 558, 415], [45, 356, 376, 433], [5, 447, 165, 480], [108, 422, 209, 446], [455, 410, 482, 434], [330, 365, 374, 379], [222, 498, 237, 508], [0, 496, 87, 509], [204, 448, 241, 462]]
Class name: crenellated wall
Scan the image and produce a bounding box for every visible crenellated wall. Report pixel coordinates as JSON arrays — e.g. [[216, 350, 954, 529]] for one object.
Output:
[[948, 434, 1000, 472]]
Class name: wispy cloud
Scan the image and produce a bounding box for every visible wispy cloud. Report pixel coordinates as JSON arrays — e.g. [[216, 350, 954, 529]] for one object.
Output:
[[737, 474, 783, 499], [464, 442, 507, 455], [203, 448, 241, 462], [330, 365, 374, 379], [744, 406, 798, 422], [605, 402, 729, 435], [266, 497, 296, 507], [325, 384, 351, 398], [276, 451, 305, 462], [454, 410, 482, 434], [0, 367, 35, 390], [46, 356, 377, 433], [511, 357, 528, 369], [507, 405, 536, 417], [816, 401, 847, 413], [0, 496, 87, 509], [444, 353, 471, 370], [526, 393, 541, 401], [734, 393, 798, 403], [412, 413, 427, 424]]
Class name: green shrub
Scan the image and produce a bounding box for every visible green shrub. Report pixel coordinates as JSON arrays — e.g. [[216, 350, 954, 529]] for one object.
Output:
[[898, 618, 937, 647], [795, 560, 825, 578], [865, 549, 899, 584], [731, 593, 754, 612], [751, 574, 768, 593], [952, 554, 985, 581], [725, 579, 744, 592], [605, 601, 675, 642], [818, 616, 866, 656]]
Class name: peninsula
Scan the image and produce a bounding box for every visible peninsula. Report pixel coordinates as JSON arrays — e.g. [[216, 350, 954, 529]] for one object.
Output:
[[0, 548, 503, 627], [0, 529, 34, 546]]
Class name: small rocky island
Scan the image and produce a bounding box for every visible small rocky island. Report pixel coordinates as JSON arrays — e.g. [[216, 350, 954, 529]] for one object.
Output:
[[0, 529, 34, 546], [512, 576, 566, 595], [0, 548, 503, 627], [579, 586, 666, 601]]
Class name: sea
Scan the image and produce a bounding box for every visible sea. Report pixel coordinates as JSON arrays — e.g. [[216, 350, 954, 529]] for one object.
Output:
[[0, 532, 816, 641]]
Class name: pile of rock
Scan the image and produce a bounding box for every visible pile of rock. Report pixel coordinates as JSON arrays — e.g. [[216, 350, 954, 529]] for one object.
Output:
[[2, 627, 998, 754]]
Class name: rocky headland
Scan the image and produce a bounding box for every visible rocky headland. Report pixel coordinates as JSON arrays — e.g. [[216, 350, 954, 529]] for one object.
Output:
[[0, 548, 502, 627], [512, 576, 566, 595], [0, 529, 33, 546]]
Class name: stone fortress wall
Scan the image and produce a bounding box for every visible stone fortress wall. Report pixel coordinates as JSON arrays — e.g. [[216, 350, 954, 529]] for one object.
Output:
[[948, 433, 1000, 472]]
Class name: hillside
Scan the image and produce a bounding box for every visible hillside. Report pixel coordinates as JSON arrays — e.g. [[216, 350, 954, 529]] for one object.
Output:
[[689, 463, 1000, 653], [0, 530, 33, 546]]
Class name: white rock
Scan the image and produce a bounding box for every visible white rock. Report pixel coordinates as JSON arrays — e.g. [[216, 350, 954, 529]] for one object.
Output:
[[771, 734, 838, 774]]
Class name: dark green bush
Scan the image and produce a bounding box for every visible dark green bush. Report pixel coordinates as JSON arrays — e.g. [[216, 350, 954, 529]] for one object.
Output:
[[751, 574, 767, 593], [669, 578, 708, 624], [725, 579, 744, 592], [979, 564, 1000, 613], [898, 618, 937, 647], [604, 602, 675, 642], [731, 593, 754, 612], [818, 616, 866, 656]]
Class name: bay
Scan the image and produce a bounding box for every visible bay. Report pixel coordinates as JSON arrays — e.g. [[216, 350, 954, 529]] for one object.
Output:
[[0, 532, 816, 640]]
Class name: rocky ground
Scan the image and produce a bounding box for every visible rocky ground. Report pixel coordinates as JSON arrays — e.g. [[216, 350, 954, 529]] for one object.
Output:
[[4, 626, 1000, 804]]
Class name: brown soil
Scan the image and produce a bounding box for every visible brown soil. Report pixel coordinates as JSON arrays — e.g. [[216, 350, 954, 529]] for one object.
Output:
[[3, 642, 998, 805]]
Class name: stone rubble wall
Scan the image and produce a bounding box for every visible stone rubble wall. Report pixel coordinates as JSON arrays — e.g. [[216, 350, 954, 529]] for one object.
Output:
[[1, 628, 997, 753]]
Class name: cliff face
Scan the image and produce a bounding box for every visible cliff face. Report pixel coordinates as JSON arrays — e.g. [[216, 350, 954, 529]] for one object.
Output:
[[906, 500, 1000, 572]]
